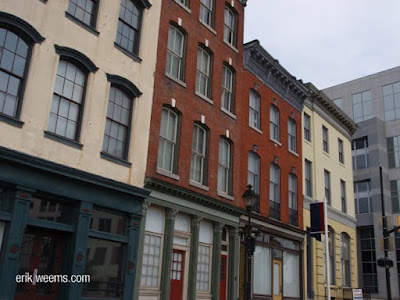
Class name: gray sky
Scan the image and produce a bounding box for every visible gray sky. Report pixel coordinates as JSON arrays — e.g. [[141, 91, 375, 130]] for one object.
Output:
[[244, 0, 400, 89]]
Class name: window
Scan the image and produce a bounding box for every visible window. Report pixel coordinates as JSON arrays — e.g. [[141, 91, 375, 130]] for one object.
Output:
[[359, 227, 378, 293], [249, 90, 260, 129], [333, 98, 342, 109], [224, 6, 236, 47], [270, 163, 280, 220], [338, 138, 344, 163], [270, 105, 280, 142], [48, 60, 86, 140], [253, 246, 271, 295], [323, 228, 335, 284], [388, 135, 400, 168], [199, 0, 213, 27], [102, 87, 133, 159], [221, 64, 234, 114], [248, 151, 260, 211], [197, 221, 213, 292], [305, 159, 312, 197], [324, 170, 331, 205], [176, 0, 189, 7], [288, 118, 297, 152], [196, 46, 212, 99], [0, 28, 29, 118], [352, 137, 368, 169], [288, 173, 297, 226], [303, 113, 311, 142], [354, 181, 371, 214], [383, 81, 400, 121], [157, 107, 179, 173], [322, 126, 329, 153], [67, 0, 98, 27], [166, 25, 185, 81], [341, 233, 350, 286], [341, 180, 346, 213], [352, 90, 372, 123], [390, 180, 400, 213], [218, 138, 232, 195], [190, 123, 207, 185], [115, 0, 145, 56]]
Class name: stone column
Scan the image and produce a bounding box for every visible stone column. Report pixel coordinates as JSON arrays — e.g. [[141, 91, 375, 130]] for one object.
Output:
[[160, 208, 178, 300], [187, 215, 202, 300], [211, 222, 224, 300], [228, 227, 240, 300], [133, 200, 150, 300]]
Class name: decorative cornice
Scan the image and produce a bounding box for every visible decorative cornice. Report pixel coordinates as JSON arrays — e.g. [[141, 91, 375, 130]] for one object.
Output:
[[144, 176, 245, 216], [106, 73, 142, 97], [243, 40, 308, 112], [305, 83, 358, 136], [54, 45, 98, 73], [0, 12, 45, 44]]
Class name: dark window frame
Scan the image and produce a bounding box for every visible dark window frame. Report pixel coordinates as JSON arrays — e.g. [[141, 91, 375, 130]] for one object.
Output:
[[269, 163, 281, 220], [305, 159, 312, 198], [324, 169, 331, 205], [338, 138, 344, 163], [304, 112, 311, 142], [65, 0, 100, 34], [322, 125, 329, 153]]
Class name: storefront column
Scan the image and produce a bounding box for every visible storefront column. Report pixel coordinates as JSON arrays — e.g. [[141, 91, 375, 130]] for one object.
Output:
[[133, 199, 150, 300], [160, 208, 178, 300], [0, 186, 34, 300], [211, 222, 223, 300], [228, 227, 240, 300], [123, 212, 142, 300], [68, 201, 92, 300], [187, 215, 202, 300]]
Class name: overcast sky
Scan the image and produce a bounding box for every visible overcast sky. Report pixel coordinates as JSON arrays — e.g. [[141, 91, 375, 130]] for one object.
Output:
[[244, 0, 400, 89]]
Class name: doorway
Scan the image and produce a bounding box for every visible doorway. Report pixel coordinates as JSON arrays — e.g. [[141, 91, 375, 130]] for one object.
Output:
[[272, 259, 282, 300], [220, 254, 227, 300], [170, 249, 185, 300]]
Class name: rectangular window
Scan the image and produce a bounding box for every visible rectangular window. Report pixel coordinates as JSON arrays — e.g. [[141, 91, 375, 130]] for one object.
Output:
[[157, 108, 179, 173], [359, 227, 378, 293], [67, 0, 98, 27], [199, 0, 213, 27], [352, 137, 368, 169], [341, 180, 346, 213], [388, 135, 400, 168], [303, 113, 311, 142], [270, 164, 280, 220], [382, 81, 400, 121], [248, 152, 260, 212], [196, 47, 211, 99], [322, 126, 329, 153], [338, 138, 344, 163], [341, 234, 350, 286], [352, 90, 372, 123], [305, 159, 312, 197], [190, 124, 207, 185], [324, 170, 331, 205], [283, 252, 300, 297], [288, 118, 297, 152], [196, 244, 211, 291], [253, 245, 271, 295], [221, 65, 234, 113], [270, 105, 280, 142], [249, 90, 260, 129], [223, 6, 236, 47], [141, 233, 162, 287], [166, 25, 185, 81], [218, 138, 232, 195], [288, 174, 297, 226], [390, 180, 400, 213], [354, 180, 371, 214]]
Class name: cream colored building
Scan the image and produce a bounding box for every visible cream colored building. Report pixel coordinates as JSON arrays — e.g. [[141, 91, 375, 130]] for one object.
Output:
[[302, 83, 358, 300]]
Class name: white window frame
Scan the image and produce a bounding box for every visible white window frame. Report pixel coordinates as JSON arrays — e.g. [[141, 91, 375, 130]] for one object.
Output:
[[218, 138, 232, 195], [190, 123, 207, 185], [199, 0, 213, 27], [221, 65, 234, 113], [303, 113, 311, 142], [157, 107, 179, 173], [249, 90, 260, 130], [196, 47, 211, 98], [270, 105, 280, 142], [166, 25, 185, 81], [288, 118, 297, 152], [223, 6, 236, 46]]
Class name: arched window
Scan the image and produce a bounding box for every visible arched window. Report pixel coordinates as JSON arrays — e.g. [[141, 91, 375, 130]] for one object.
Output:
[[341, 233, 351, 286], [223, 5, 237, 47], [196, 46, 212, 99], [166, 24, 186, 81], [323, 226, 335, 285], [288, 173, 297, 226], [269, 163, 280, 220], [249, 89, 260, 129], [221, 64, 235, 114], [190, 123, 208, 185], [270, 104, 280, 142]]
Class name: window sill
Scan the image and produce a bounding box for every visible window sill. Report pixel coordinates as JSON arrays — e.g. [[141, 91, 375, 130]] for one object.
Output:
[[221, 107, 237, 120], [289, 150, 299, 157], [217, 191, 234, 201], [339, 161, 345, 167], [100, 152, 132, 167], [195, 92, 213, 105], [323, 151, 330, 157], [0, 113, 24, 128], [44, 131, 83, 149], [165, 73, 187, 88], [189, 179, 209, 191], [304, 139, 312, 146], [65, 12, 99, 36], [223, 40, 239, 53], [114, 43, 142, 63], [173, 0, 191, 14], [199, 20, 217, 35], [157, 168, 180, 181], [270, 138, 282, 147], [39, 0, 47, 3], [249, 125, 262, 134]]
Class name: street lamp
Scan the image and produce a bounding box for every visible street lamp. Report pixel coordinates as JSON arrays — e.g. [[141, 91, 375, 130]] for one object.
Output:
[[242, 184, 258, 300]]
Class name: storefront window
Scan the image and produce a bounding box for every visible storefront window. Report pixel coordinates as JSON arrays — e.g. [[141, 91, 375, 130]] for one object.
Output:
[[91, 208, 127, 236], [283, 252, 300, 297], [29, 197, 74, 224], [253, 245, 271, 295]]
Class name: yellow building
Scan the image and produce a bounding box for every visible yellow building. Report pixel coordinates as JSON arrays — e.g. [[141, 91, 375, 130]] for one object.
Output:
[[302, 83, 358, 299]]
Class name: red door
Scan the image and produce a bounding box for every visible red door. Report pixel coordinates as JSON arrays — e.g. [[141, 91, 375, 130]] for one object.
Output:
[[15, 228, 64, 300], [220, 254, 227, 300], [170, 249, 185, 300]]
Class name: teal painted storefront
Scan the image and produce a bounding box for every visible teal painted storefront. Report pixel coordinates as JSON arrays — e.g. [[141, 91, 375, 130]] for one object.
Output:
[[0, 146, 148, 300]]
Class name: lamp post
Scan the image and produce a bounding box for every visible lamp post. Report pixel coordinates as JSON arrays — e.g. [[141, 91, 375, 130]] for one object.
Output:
[[242, 184, 258, 300]]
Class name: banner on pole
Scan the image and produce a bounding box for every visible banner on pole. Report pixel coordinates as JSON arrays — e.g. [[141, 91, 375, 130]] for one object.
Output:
[[310, 202, 324, 241]]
